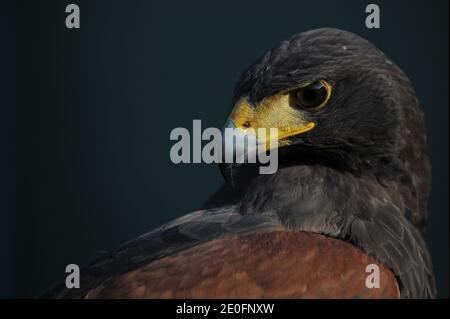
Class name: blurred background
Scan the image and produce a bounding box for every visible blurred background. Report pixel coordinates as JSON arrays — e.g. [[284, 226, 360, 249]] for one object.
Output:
[[0, 0, 448, 298]]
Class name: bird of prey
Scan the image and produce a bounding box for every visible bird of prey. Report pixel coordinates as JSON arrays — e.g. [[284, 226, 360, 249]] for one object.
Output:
[[44, 28, 436, 299]]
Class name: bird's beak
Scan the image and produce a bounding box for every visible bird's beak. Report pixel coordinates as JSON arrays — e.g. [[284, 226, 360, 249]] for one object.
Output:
[[220, 119, 263, 187], [221, 119, 269, 163], [224, 97, 316, 153], [219, 96, 315, 185], [220, 118, 277, 186]]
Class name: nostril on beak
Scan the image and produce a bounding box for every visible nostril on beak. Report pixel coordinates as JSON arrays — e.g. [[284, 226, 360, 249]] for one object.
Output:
[[242, 121, 251, 128]]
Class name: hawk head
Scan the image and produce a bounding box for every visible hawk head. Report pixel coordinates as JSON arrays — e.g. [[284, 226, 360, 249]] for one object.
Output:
[[220, 28, 430, 230]]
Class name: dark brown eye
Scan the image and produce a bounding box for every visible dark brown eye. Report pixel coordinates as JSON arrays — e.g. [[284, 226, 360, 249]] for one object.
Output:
[[292, 80, 330, 109]]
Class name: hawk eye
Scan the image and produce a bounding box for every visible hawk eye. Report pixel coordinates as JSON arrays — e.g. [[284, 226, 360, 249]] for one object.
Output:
[[292, 80, 331, 109]]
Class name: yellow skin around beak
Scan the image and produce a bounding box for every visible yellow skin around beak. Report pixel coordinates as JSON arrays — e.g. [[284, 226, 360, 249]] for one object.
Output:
[[230, 93, 316, 150]]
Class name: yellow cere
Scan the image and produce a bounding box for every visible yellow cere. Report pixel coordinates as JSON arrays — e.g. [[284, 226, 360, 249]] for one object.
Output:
[[231, 93, 317, 150]]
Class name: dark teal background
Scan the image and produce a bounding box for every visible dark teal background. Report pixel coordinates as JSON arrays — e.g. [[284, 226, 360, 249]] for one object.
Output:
[[0, 0, 448, 297]]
